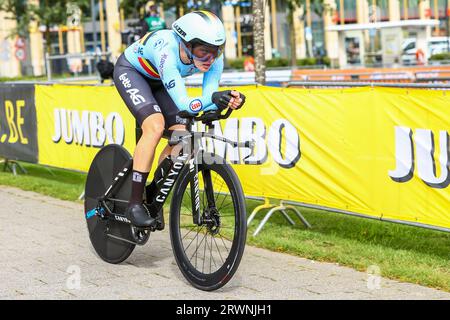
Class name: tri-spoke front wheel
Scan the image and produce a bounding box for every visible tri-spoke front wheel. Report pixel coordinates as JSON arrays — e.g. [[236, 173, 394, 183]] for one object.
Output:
[[169, 154, 247, 291]]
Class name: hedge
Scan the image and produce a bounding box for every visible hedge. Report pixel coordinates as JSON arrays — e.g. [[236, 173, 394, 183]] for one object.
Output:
[[226, 57, 331, 69]]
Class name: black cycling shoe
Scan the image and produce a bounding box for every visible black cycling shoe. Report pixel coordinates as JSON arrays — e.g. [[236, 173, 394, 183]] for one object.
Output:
[[125, 204, 156, 228]]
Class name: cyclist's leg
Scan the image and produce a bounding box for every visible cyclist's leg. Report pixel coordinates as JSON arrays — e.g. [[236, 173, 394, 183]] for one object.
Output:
[[113, 54, 163, 227], [152, 83, 188, 162], [134, 114, 165, 172]]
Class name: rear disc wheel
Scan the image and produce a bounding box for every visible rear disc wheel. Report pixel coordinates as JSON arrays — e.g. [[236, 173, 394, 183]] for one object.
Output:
[[84, 144, 135, 264]]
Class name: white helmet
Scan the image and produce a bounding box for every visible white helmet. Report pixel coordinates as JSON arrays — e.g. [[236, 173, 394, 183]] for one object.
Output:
[[172, 11, 226, 49]]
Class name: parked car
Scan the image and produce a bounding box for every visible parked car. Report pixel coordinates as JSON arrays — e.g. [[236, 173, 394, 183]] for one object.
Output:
[[401, 37, 450, 65]]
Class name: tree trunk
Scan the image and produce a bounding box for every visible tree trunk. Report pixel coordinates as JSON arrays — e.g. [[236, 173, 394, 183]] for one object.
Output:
[[252, 0, 266, 85]]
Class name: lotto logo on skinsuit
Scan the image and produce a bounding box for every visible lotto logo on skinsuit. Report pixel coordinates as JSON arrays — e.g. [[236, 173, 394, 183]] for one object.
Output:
[[120, 73, 145, 106], [119, 73, 131, 88], [189, 99, 202, 112]]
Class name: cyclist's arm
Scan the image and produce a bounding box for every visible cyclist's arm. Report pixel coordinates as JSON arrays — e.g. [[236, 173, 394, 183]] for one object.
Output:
[[201, 55, 224, 112], [153, 47, 214, 113]]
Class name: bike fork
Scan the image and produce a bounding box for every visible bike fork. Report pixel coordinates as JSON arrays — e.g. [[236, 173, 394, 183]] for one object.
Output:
[[189, 158, 202, 225], [190, 161, 217, 226]]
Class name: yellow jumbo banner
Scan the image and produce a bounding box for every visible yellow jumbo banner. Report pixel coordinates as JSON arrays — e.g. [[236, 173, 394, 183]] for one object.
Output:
[[36, 84, 136, 172], [35, 84, 450, 230]]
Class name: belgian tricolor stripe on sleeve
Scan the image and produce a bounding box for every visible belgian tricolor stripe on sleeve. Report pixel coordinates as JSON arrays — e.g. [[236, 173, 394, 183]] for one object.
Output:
[[137, 57, 160, 78]]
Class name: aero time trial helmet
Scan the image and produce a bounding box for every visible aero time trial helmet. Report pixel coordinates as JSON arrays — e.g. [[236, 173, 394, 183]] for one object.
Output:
[[172, 11, 226, 61]]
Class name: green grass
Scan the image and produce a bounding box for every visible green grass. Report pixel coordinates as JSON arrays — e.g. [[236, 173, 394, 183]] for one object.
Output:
[[0, 161, 85, 201], [1, 160, 449, 291]]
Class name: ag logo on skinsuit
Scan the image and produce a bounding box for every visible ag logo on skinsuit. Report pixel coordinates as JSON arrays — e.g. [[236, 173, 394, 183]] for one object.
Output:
[[165, 80, 176, 90]]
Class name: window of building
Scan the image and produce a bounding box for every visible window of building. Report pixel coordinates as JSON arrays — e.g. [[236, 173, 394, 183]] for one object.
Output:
[[239, 3, 254, 57], [377, 0, 389, 21], [430, 0, 449, 36], [336, 0, 357, 24], [430, 0, 447, 18], [400, 0, 420, 19], [311, 11, 325, 56], [367, 0, 389, 22]]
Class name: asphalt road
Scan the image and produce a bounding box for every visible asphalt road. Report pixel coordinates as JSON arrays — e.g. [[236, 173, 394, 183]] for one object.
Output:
[[1, 186, 449, 300]]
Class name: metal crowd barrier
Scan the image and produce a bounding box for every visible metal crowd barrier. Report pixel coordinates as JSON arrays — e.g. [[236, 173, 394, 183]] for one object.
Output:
[[286, 81, 450, 89], [2, 79, 450, 235], [44, 51, 112, 82]]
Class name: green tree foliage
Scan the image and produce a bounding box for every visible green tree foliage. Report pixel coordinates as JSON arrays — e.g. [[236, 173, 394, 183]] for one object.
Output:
[[120, 0, 192, 18], [0, 0, 89, 54], [0, 0, 31, 38]]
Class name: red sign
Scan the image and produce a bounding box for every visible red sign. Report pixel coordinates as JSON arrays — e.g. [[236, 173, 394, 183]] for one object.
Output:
[[425, 8, 431, 18], [15, 48, 26, 61]]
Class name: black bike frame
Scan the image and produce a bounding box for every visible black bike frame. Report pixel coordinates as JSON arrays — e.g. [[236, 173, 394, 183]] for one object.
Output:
[[94, 120, 251, 228], [96, 134, 202, 227]]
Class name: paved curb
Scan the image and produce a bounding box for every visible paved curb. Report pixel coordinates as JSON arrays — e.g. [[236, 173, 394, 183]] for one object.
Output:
[[1, 186, 449, 300]]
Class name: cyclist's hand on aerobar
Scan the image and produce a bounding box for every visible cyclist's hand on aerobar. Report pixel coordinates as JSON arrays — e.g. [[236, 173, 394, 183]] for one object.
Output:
[[212, 90, 246, 111]]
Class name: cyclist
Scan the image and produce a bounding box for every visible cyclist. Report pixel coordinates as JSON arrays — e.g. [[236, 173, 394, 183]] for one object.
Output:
[[113, 11, 246, 228]]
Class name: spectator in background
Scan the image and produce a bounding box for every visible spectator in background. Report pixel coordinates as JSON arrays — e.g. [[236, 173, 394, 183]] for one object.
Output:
[[244, 55, 255, 72], [416, 48, 425, 65], [140, 1, 166, 37]]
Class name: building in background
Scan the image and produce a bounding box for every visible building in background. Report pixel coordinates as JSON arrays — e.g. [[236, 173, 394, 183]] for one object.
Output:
[[1, 0, 450, 77]]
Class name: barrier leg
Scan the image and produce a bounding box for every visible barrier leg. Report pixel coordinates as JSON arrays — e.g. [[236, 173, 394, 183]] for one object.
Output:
[[247, 198, 275, 225], [253, 205, 284, 236], [283, 204, 312, 229], [0, 159, 27, 176], [280, 209, 296, 225]]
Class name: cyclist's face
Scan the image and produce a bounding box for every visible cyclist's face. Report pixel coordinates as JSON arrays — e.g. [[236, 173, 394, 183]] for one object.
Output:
[[191, 45, 221, 71]]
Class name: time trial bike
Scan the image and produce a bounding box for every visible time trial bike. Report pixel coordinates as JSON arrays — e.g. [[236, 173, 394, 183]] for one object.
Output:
[[83, 108, 250, 291]]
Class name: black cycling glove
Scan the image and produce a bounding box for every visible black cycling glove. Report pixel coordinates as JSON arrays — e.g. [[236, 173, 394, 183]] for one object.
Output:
[[212, 90, 233, 110], [212, 90, 246, 110]]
